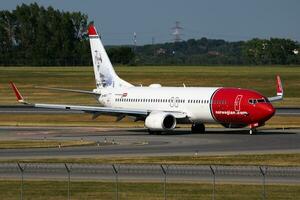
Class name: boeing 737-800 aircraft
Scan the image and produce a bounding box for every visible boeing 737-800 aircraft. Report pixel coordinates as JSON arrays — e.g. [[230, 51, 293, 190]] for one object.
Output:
[[11, 24, 284, 134]]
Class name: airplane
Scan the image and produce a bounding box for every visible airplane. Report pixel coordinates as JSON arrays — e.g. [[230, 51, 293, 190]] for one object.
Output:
[[10, 24, 284, 135]]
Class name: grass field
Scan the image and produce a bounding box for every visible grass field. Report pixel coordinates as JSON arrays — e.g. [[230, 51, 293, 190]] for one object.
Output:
[[0, 66, 299, 106], [0, 66, 299, 127], [0, 180, 299, 200], [0, 66, 299, 198], [2, 154, 300, 167]]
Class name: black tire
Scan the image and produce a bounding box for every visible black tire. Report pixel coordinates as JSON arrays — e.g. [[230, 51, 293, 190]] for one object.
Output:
[[191, 123, 205, 133]]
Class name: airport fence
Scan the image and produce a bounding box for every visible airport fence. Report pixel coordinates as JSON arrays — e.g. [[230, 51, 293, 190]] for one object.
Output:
[[0, 163, 299, 200]]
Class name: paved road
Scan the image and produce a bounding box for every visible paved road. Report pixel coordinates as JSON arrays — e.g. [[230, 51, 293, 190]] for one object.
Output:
[[0, 105, 300, 115], [0, 127, 299, 159]]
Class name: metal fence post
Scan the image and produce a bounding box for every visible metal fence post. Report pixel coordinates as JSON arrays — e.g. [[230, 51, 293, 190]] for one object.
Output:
[[160, 165, 167, 200], [209, 165, 216, 200], [65, 163, 71, 200], [17, 163, 24, 200], [112, 164, 119, 200], [259, 166, 267, 200]]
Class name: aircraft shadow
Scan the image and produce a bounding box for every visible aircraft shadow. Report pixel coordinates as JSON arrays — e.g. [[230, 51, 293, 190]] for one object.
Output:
[[128, 128, 296, 136], [92, 128, 296, 137]]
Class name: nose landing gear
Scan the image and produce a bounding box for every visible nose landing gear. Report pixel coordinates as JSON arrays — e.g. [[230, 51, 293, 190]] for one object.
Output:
[[191, 123, 205, 133], [249, 129, 257, 135], [249, 122, 263, 135]]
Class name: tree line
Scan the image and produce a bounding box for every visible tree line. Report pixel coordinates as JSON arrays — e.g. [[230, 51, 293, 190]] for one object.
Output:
[[0, 3, 299, 66], [136, 38, 300, 65], [0, 3, 90, 66], [0, 3, 135, 66]]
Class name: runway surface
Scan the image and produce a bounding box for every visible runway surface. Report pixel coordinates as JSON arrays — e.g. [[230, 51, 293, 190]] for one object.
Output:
[[0, 105, 300, 115], [0, 126, 299, 159]]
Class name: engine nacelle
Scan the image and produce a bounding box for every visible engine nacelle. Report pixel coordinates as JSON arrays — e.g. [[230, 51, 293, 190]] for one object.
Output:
[[145, 112, 176, 131]]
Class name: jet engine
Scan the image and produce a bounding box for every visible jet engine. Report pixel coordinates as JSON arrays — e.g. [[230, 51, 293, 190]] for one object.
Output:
[[145, 112, 176, 131]]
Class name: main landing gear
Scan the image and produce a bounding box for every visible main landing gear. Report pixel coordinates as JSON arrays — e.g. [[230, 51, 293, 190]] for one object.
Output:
[[191, 123, 205, 133]]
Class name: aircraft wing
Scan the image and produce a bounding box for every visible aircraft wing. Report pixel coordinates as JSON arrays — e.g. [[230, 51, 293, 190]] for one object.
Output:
[[34, 103, 148, 116], [34, 86, 99, 95], [10, 82, 187, 120]]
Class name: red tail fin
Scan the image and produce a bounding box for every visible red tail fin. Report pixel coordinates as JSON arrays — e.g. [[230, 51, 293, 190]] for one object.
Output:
[[88, 24, 98, 36]]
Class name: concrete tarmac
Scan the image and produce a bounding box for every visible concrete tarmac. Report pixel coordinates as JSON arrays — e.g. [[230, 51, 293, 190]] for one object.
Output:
[[0, 127, 299, 159]]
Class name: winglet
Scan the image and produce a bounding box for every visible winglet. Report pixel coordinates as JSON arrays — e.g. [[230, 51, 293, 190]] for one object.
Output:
[[268, 75, 284, 102], [276, 75, 283, 96], [10, 82, 27, 104]]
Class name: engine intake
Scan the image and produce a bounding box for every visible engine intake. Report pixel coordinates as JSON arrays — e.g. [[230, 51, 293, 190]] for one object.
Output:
[[145, 112, 176, 131]]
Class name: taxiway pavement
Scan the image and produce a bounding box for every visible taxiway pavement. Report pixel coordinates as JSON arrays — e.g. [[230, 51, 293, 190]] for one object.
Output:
[[0, 127, 299, 159]]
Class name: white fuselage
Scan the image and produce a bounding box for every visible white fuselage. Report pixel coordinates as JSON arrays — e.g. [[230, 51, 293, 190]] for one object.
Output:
[[97, 86, 220, 123]]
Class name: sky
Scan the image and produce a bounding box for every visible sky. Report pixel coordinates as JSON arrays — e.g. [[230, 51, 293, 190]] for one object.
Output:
[[1, 0, 300, 45]]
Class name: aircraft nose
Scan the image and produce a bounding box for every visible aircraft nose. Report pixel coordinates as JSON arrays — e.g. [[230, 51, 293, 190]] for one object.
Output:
[[262, 103, 276, 120]]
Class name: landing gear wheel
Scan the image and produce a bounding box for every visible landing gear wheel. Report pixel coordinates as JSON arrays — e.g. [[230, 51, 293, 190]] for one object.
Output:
[[249, 129, 257, 135], [191, 123, 205, 133]]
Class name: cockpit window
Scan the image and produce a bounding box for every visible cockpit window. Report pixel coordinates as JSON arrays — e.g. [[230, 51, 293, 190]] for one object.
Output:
[[248, 99, 255, 104], [249, 98, 267, 105]]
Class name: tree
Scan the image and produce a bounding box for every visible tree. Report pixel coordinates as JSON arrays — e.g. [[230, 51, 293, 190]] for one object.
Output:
[[107, 47, 135, 65], [0, 3, 91, 66]]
